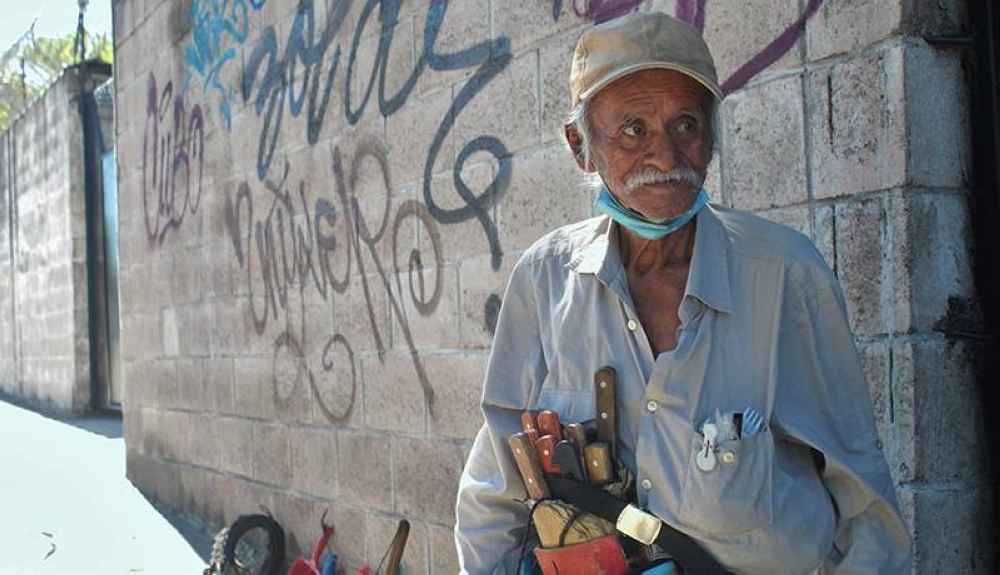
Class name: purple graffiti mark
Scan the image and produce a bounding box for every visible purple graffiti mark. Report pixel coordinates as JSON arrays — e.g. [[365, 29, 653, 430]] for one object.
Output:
[[142, 73, 205, 246], [674, 0, 707, 31], [224, 136, 444, 423], [717, 0, 824, 93], [674, 0, 825, 93], [553, 0, 643, 23]]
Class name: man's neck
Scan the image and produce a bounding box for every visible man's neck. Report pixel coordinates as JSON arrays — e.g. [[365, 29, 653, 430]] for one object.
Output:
[[617, 220, 697, 275]]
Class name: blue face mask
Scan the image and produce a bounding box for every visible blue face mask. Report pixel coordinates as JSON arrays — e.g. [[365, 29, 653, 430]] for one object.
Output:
[[594, 186, 709, 240]]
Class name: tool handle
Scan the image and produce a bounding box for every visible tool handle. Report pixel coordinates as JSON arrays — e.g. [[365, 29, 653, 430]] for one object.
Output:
[[508, 432, 550, 499]]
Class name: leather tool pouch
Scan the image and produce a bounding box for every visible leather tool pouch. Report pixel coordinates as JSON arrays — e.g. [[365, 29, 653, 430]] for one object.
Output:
[[533, 534, 629, 575]]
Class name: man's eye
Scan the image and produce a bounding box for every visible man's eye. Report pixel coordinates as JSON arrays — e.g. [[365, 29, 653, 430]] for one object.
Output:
[[622, 122, 645, 137], [675, 120, 698, 134]]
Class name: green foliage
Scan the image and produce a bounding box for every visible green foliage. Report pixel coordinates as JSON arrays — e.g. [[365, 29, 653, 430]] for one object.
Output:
[[0, 31, 113, 133]]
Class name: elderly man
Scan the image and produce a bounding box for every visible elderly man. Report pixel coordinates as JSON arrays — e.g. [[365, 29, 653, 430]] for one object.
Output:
[[454, 11, 911, 575]]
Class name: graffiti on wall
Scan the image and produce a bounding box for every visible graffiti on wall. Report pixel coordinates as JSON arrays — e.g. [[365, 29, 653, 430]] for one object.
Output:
[[183, 0, 267, 130], [554, 0, 826, 93], [240, 0, 510, 269], [551, 0, 644, 23], [142, 74, 205, 246], [155, 0, 832, 417], [225, 136, 444, 422]]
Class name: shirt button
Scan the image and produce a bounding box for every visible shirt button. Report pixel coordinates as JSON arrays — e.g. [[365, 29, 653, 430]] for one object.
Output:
[[627, 319, 638, 331], [641, 479, 652, 490], [721, 451, 737, 466], [646, 400, 658, 412]]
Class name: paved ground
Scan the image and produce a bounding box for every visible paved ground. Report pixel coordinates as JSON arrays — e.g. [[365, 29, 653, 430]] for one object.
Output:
[[0, 399, 213, 575]]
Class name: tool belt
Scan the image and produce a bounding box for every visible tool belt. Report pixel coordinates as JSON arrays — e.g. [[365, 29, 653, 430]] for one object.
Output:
[[509, 366, 731, 575]]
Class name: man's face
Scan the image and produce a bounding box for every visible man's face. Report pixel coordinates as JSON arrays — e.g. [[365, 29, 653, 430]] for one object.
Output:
[[585, 69, 713, 222]]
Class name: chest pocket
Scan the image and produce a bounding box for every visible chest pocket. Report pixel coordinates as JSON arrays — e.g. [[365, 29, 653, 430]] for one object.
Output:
[[678, 426, 775, 536]]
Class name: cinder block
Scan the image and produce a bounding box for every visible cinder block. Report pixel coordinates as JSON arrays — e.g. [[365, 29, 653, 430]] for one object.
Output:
[[700, 0, 801, 86], [335, 272, 391, 355], [268, 491, 323, 559], [458, 256, 516, 350], [722, 76, 807, 211], [121, 312, 162, 362], [856, 340, 894, 471], [309, 341, 363, 428], [366, 515, 429, 575], [756, 204, 811, 237], [270, 333, 316, 426], [806, 54, 903, 200], [162, 307, 180, 357], [428, 524, 461, 575], [495, 0, 585, 52], [455, 51, 540, 156], [539, 29, 583, 145], [425, 352, 487, 441], [253, 422, 291, 487], [161, 409, 192, 462], [289, 425, 338, 499], [898, 485, 996, 574], [893, 337, 987, 485], [413, 0, 489, 96], [813, 203, 836, 272], [233, 358, 275, 419], [391, 264, 460, 351], [889, 191, 978, 335], [386, 86, 456, 191], [327, 505, 369, 572], [188, 412, 221, 468], [806, 0, 904, 60], [902, 42, 970, 190], [424, 166, 500, 265], [392, 437, 465, 525], [362, 352, 427, 434], [338, 432, 393, 513], [204, 358, 236, 414], [834, 196, 887, 336], [176, 359, 205, 410], [218, 416, 255, 479], [177, 302, 216, 358], [496, 145, 592, 253]]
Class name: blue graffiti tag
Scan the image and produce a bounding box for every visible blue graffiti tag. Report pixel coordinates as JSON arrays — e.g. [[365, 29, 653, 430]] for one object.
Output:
[[183, 0, 265, 130]]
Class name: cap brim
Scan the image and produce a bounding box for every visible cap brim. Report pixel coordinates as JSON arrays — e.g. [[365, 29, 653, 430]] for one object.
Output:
[[578, 62, 724, 103]]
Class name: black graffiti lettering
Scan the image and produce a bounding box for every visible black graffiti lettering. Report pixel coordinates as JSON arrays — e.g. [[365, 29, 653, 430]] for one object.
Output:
[[142, 73, 205, 245], [224, 136, 446, 421]]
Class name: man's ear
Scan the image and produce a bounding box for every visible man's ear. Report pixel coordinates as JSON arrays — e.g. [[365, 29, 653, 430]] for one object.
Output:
[[564, 123, 592, 171]]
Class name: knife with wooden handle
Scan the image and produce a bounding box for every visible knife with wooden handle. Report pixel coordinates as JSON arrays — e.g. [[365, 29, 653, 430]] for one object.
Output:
[[508, 432, 549, 499], [563, 423, 588, 462], [521, 410, 539, 432], [584, 442, 615, 485], [537, 410, 563, 441], [594, 366, 619, 466], [535, 434, 562, 476]]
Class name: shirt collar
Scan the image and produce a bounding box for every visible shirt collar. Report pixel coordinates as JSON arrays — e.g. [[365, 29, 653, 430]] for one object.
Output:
[[568, 205, 733, 314]]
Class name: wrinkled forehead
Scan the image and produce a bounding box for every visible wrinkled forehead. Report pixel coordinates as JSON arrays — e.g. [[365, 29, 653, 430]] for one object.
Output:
[[587, 69, 715, 116]]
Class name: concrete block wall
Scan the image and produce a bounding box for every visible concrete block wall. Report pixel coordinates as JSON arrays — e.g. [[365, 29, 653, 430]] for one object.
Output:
[[0, 70, 106, 413], [112, 0, 991, 572]]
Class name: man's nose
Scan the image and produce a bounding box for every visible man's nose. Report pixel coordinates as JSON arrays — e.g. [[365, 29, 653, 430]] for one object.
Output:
[[643, 130, 681, 173]]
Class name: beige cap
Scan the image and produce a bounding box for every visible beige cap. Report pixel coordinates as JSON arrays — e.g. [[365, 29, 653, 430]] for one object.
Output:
[[570, 11, 723, 107]]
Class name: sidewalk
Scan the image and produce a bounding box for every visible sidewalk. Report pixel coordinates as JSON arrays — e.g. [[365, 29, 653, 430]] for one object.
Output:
[[0, 399, 212, 575]]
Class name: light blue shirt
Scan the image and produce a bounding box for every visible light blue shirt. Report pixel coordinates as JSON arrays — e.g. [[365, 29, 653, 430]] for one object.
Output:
[[454, 205, 911, 574]]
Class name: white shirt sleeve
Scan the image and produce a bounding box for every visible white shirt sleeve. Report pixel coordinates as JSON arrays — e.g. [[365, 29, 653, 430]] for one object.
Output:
[[454, 258, 548, 574]]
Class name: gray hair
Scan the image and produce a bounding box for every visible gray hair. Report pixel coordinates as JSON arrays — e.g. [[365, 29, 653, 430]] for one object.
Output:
[[566, 95, 720, 188]]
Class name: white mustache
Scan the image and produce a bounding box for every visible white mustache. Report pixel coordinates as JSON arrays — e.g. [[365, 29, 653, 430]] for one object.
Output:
[[625, 165, 704, 193]]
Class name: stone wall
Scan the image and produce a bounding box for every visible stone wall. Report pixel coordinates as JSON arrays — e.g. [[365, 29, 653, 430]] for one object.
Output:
[[112, 0, 991, 572], [0, 68, 109, 414]]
